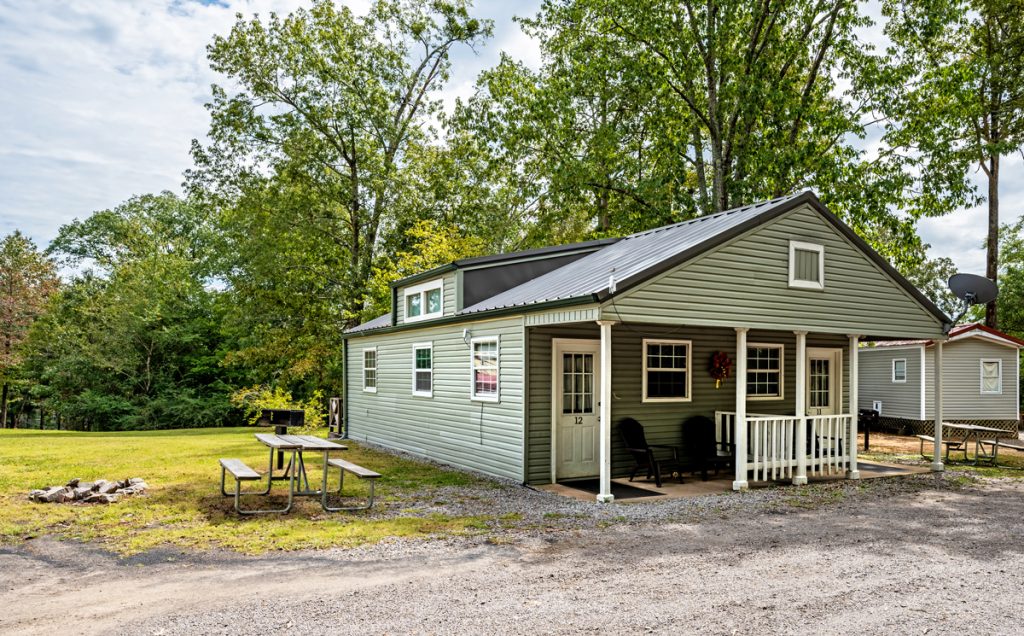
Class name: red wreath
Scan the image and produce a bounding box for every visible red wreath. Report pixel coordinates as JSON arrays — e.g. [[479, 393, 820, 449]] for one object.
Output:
[[709, 351, 733, 388]]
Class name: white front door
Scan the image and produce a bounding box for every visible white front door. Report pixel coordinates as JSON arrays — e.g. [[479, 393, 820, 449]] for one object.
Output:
[[553, 339, 601, 480], [806, 348, 842, 416]]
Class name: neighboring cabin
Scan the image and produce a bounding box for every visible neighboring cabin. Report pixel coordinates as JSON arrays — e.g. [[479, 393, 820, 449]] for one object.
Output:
[[342, 191, 951, 501], [858, 324, 1022, 434]]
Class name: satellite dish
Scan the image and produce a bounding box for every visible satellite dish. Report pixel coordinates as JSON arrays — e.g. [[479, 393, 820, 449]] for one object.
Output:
[[946, 273, 998, 328], [948, 273, 998, 306]]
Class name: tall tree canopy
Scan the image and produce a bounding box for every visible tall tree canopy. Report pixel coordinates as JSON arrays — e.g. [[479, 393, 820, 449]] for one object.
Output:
[[877, 0, 1024, 326], [449, 0, 925, 266], [0, 232, 57, 427], [188, 0, 491, 387]]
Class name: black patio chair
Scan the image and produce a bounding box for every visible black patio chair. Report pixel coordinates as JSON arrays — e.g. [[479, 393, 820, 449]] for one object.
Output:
[[618, 417, 684, 488], [679, 415, 734, 481]]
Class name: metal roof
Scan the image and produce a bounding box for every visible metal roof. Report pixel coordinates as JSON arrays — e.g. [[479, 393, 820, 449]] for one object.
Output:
[[345, 313, 390, 334], [458, 192, 810, 316]]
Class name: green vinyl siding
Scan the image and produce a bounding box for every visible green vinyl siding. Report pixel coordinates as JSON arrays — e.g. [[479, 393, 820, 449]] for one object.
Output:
[[602, 204, 945, 339], [858, 346, 925, 419], [924, 338, 1020, 421], [525, 323, 848, 484], [345, 316, 524, 480]]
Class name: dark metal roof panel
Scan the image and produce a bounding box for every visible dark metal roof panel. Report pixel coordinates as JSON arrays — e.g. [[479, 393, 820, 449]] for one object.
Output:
[[345, 313, 391, 334], [459, 192, 809, 315]]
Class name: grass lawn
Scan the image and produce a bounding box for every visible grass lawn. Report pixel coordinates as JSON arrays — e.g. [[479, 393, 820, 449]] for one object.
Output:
[[0, 427, 495, 555]]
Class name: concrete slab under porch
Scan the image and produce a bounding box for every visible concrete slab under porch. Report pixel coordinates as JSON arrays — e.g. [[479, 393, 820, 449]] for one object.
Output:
[[538, 460, 929, 503]]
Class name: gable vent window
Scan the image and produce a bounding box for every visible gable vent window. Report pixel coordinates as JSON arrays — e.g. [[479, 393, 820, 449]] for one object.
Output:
[[789, 241, 825, 290], [404, 279, 443, 323]]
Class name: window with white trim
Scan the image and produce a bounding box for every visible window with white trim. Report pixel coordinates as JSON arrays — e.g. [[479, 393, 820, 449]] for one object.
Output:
[[788, 240, 825, 290], [980, 359, 1002, 394], [642, 339, 691, 402], [412, 343, 433, 397], [404, 279, 443, 323], [362, 348, 377, 393], [471, 337, 499, 401], [892, 358, 907, 383], [747, 344, 783, 399]]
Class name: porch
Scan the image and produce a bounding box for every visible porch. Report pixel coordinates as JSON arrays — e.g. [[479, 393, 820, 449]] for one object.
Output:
[[525, 319, 948, 502]]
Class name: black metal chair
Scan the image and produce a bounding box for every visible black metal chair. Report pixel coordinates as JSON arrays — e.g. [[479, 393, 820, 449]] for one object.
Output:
[[618, 417, 684, 488], [680, 415, 734, 481]]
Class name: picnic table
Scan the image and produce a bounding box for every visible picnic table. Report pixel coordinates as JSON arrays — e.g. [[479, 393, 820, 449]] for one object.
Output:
[[256, 433, 348, 496], [941, 423, 1008, 466]]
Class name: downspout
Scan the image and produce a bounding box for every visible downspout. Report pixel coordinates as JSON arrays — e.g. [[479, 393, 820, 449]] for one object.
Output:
[[342, 338, 350, 439]]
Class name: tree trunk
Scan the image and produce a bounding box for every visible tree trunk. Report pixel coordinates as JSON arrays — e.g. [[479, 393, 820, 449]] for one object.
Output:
[[985, 153, 999, 328], [0, 382, 7, 429]]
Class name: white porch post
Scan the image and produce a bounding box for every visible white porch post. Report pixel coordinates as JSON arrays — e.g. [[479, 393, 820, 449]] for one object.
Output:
[[793, 331, 808, 485], [596, 320, 616, 502], [733, 328, 749, 491], [848, 334, 861, 480], [932, 340, 944, 472]]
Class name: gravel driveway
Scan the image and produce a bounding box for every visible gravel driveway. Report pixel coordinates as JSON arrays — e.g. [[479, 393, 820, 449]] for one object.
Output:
[[2, 474, 1023, 635]]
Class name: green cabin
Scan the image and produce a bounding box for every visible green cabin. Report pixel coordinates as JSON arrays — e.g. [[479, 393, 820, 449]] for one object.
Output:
[[342, 191, 951, 501]]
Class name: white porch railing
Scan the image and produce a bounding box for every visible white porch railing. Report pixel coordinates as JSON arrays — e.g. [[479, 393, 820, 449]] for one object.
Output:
[[715, 411, 854, 482]]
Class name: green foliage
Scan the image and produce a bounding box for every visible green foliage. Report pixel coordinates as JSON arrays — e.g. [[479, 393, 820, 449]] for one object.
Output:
[[21, 193, 239, 431], [229, 385, 326, 433]]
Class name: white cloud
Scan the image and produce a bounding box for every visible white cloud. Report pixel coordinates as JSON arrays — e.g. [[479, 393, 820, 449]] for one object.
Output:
[[0, 0, 540, 247]]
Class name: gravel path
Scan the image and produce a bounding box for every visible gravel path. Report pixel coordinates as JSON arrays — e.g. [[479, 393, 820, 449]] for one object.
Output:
[[2, 474, 1023, 635]]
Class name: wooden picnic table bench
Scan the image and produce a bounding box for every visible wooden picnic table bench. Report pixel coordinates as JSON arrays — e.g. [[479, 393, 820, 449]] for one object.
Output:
[[322, 457, 382, 511]]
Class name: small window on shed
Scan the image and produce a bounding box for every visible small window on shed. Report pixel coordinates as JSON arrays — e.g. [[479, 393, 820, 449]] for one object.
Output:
[[471, 337, 499, 401], [980, 359, 1002, 394], [413, 343, 433, 397], [363, 348, 377, 393], [789, 241, 825, 290], [892, 358, 907, 383]]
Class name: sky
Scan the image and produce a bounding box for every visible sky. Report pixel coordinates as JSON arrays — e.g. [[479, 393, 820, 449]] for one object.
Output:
[[0, 0, 1018, 275]]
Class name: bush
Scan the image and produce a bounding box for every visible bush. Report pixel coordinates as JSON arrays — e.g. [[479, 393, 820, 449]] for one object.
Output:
[[229, 385, 325, 433]]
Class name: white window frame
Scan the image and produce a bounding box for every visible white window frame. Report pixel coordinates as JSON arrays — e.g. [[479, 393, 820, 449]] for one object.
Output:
[[980, 358, 1002, 395], [403, 279, 444, 323], [642, 339, 692, 403], [470, 336, 500, 402], [362, 347, 378, 393], [891, 358, 907, 383], [747, 343, 784, 401], [788, 240, 825, 290], [412, 342, 433, 397]]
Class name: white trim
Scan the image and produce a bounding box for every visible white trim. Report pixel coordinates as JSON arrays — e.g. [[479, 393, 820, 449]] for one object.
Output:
[[469, 335, 500, 402], [403, 279, 444, 323], [891, 358, 907, 383], [947, 329, 1024, 349], [919, 346, 927, 420], [641, 338, 692, 403], [980, 358, 1003, 395], [788, 240, 825, 290], [860, 343, 928, 352], [411, 342, 433, 397], [362, 347, 378, 393], [747, 342, 785, 401], [550, 338, 602, 484]]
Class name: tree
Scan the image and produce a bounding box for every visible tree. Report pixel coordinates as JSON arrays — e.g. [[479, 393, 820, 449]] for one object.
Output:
[[0, 232, 57, 428], [450, 0, 928, 267], [878, 0, 1024, 327], [188, 0, 491, 387], [21, 193, 237, 431]]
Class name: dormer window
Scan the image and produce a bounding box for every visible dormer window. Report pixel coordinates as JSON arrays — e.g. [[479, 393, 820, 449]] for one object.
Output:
[[404, 279, 443, 322], [788, 240, 825, 290]]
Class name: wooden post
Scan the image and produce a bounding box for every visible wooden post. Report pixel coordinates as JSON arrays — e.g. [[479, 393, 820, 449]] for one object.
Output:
[[932, 340, 945, 472], [733, 327, 749, 491], [848, 334, 861, 479], [793, 331, 808, 485], [596, 320, 616, 503]]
